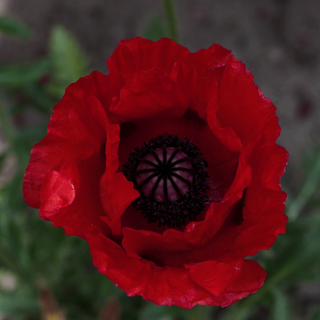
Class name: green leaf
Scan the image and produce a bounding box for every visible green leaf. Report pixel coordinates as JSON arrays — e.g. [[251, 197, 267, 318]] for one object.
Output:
[[287, 148, 320, 221], [271, 288, 291, 320], [142, 16, 166, 41], [139, 302, 187, 320], [0, 58, 52, 87], [309, 309, 320, 320], [0, 151, 8, 171], [265, 217, 320, 283], [187, 305, 215, 320], [20, 83, 56, 114], [16, 126, 47, 143], [0, 16, 30, 37], [2, 170, 25, 210], [0, 295, 38, 314], [47, 25, 89, 98], [0, 99, 15, 144]]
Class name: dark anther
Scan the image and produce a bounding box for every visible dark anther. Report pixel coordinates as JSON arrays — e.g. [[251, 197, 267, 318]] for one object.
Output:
[[122, 133, 210, 228]]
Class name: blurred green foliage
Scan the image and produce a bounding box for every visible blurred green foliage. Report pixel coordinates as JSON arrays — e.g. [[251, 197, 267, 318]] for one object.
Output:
[[47, 25, 89, 98], [0, 14, 320, 320], [142, 16, 166, 42], [0, 16, 30, 38]]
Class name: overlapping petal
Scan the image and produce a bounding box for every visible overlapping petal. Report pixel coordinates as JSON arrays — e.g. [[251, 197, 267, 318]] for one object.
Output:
[[23, 73, 116, 237], [88, 233, 266, 309], [23, 37, 288, 309]]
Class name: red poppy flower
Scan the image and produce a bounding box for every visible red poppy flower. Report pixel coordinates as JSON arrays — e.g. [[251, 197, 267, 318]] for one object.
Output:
[[23, 37, 288, 308]]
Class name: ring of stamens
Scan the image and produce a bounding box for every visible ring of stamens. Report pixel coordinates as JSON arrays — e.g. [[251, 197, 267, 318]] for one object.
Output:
[[123, 133, 210, 228]]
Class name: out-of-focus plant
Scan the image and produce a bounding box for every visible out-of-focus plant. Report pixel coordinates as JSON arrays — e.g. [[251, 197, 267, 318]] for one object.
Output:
[[0, 20, 119, 320], [0, 15, 30, 38]]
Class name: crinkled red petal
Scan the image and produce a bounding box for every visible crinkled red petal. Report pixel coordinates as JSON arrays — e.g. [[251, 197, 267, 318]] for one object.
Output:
[[107, 37, 190, 84], [23, 72, 120, 236], [110, 67, 187, 118], [110, 61, 221, 120], [180, 44, 231, 77], [94, 95, 140, 235], [39, 169, 75, 217], [219, 260, 267, 307], [39, 155, 110, 238], [190, 139, 288, 263], [88, 233, 266, 308], [216, 56, 278, 148], [23, 71, 118, 208], [187, 259, 243, 296]]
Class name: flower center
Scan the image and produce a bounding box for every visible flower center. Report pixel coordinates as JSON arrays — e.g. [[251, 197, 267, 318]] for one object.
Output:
[[123, 134, 209, 228], [135, 147, 193, 202]]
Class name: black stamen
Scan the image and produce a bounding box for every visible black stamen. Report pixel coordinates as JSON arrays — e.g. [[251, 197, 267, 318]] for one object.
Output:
[[122, 133, 210, 228]]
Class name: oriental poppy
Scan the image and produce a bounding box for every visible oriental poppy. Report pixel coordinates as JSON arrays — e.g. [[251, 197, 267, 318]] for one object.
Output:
[[23, 37, 288, 308]]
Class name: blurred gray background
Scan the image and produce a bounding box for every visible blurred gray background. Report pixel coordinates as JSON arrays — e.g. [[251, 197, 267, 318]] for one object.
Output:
[[0, 0, 320, 172]]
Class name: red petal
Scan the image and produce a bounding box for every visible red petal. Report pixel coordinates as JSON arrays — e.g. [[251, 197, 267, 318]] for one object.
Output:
[[222, 120, 289, 258], [227, 144, 288, 257], [195, 140, 288, 262], [207, 102, 243, 152], [220, 260, 267, 307], [110, 67, 186, 118], [207, 43, 232, 66], [111, 60, 222, 121], [260, 145, 289, 191], [88, 233, 252, 309], [23, 72, 114, 208], [23, 75, 117, 237], [99, 98, 140, 235], [39, 170, 75, 216], [181, 44, 231, 77], [187, 259, 243, 296], [107, 37, 189, 84], [39, 154, 110, 237], [170, 62, 218, 120], [216, 56, 278, 148]]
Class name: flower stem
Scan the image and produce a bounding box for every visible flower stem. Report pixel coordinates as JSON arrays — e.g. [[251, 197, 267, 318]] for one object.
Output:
[[161, 0, 179, 42], [286, 152, 320, 221]]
